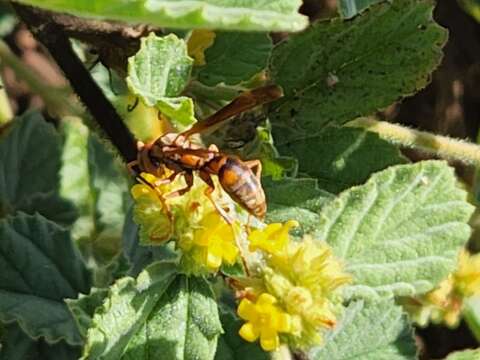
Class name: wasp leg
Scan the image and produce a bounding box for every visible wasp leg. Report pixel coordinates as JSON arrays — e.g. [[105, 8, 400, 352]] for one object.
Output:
[[165, 171, 194, 198], [153, 171, 181, 187], [198, 170, 233, 224], [127, 160, 139, 175], [244, 160, 262, 180]]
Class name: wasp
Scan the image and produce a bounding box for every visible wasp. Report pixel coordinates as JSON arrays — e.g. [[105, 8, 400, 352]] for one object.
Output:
[[131, 85, 283, 221]]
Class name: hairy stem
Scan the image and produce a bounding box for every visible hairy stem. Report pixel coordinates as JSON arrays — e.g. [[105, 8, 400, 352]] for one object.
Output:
[[13, 3, 138, 164], [347, 117, 480, 167]]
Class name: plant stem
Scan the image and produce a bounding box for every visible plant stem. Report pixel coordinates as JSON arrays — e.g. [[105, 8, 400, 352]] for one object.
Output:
[[0, 40, 82, 117], [347, 117, 480, 167], [13, 3, 138, 164]]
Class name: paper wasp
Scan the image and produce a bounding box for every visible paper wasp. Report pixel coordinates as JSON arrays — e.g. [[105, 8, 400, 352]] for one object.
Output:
[[130, 85, 283, 221]]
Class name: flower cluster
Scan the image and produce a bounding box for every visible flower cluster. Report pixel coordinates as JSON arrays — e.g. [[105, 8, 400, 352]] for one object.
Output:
[[401, 250, 480, 327], [237, 222, 351, 350], [131, 171, 351, 352], [131, 171, 241, 274]]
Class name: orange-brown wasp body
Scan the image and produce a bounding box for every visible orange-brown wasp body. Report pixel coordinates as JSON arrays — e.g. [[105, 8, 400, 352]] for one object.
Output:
[[133, 85, 283, 220]]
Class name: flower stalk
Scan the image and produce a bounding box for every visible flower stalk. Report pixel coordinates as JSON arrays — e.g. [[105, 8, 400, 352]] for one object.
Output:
[[347, 117, 480, 167]]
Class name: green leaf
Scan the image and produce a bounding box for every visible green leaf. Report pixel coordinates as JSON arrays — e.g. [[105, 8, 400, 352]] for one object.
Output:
[[0, 213, 91, 345], [83, 262, 222, 360], [338, 0, 384, 18], [127, 33, 197, 130], [314, 161, 474, 300], [156, 96, 196, 131], [122, 275, 222, 360], [86, 129, 129, 263], [264, 177, 333, 234], [445, 349, 480, 360], [0, 323, 81, 360], [214, 305, 267, 360], [66, 288, 109, 339], [310, 300, 416, 359], [269, 0, 447, 146], [83, 262, 177, 359], [197, 32, 272, 86], [14, 0, 308, 32], [60, 119, 129, 269], [127, 33, 193, 106], [0, 112, 76, 224], [279, 126, 407, 193], [60, 119, 94, 241]]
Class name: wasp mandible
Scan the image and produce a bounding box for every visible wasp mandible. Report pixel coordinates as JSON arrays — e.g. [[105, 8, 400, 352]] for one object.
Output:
[[130, 85, 283, 221]]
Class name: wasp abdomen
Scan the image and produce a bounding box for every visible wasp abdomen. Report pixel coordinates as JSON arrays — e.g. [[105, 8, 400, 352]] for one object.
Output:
[[217, 157, 266, 218]]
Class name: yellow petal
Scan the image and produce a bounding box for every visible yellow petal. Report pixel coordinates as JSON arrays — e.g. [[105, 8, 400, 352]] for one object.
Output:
[[206, 249, 222, 269], [257, 293, 277, 307], [259, 328, 279, 351], [276, 313, 292, 333], [222, 241, 239, 264], [131, 184, 153, 199], [238, 299, 257, 321], [239, 322, 260, 342]]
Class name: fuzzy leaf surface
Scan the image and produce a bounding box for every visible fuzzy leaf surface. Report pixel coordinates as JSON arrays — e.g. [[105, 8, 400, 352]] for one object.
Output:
[[0, 113, 76, 224], [314, 161, 474, 300], [310, 300, 416, 359], [82, 262, 177, 359], [82, 262, 222, 360], [264, 177, 333, 234], [121, 275, 222, 360], [14, 0, 308, 32], [269, 0, 447, 146], [197, 32, 272, 86], [127, 33, 193, 105], [0, 213, 91, 345], [279, 126, 406, 193], [66, 288, 109, 339]]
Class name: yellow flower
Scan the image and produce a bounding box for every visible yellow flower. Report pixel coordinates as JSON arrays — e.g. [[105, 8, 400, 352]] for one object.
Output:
[[189, 211, 239, 270], [453, 250, 480, 298], [400, 277, 463, 328], [248, 220, 299, 256], [131, 181, 172, 244], [262, 238, 350, 347], [238, 293, 292, 351], [401, 250, 480, 328]]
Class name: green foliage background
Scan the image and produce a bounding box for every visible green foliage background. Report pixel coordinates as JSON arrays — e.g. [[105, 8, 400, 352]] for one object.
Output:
[[0, 0, 479, 359]]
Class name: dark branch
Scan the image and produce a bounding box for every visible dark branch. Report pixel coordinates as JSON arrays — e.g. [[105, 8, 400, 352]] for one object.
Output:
[[10, 3, 158, 74], [12, 2, 138, 163]]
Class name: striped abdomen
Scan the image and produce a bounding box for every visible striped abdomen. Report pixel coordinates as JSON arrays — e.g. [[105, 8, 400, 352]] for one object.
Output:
[[215, 157, 266, 218]]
